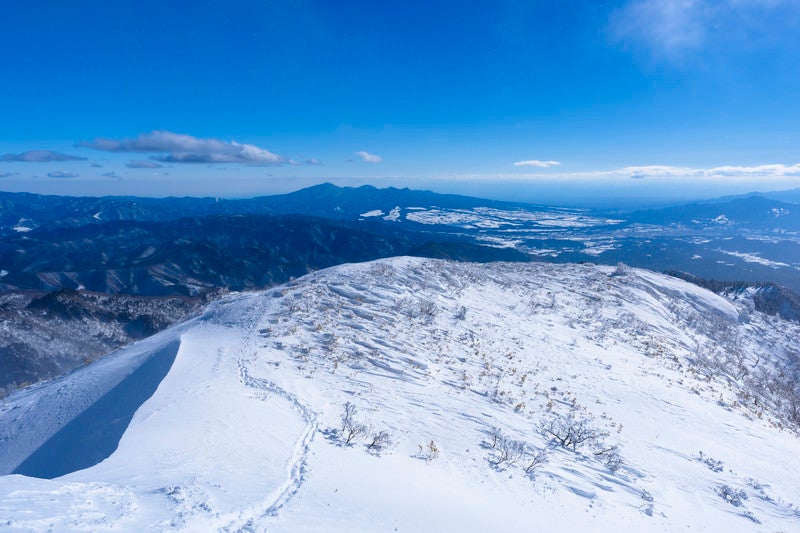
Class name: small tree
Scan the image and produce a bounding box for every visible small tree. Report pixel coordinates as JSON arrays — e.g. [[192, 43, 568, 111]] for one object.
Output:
[[340, 402, 367, 445]]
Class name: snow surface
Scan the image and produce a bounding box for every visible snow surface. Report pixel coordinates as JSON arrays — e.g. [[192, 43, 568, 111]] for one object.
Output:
[[383, 206, 401, 222], [1, 257, 799, 532]]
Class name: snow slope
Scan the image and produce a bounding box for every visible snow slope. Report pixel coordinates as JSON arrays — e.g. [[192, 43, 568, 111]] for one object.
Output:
[[1, 257, 799, 532]]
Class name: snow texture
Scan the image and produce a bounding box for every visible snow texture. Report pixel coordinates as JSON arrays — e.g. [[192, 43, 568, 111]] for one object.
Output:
[[1, 257, 799, 532]]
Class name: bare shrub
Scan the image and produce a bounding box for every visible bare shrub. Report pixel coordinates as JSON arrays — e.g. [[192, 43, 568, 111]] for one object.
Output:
[[485, 427, 504, 450], [417, 440, 439, 462], [718, 484, 748, 507], [488, 436, 524, 469], [367, 429, 392, 454], [523, 447, 548, 475], [698, 451, 724, 473], [396, 297, 439, 323], [640, 489, 654, 516], [595, 446, 623, 472], [340, 402, 368, 445], [418, 300, 438, 320], [540, 415, 601, 452], [484, 428, 547, 475]]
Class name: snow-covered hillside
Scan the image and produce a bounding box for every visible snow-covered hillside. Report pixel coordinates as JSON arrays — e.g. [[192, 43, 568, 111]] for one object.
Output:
[[1, 257, 799, 531]]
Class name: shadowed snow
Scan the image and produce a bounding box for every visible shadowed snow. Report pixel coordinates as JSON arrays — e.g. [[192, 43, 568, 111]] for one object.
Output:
[[13, 340, 179, 479]]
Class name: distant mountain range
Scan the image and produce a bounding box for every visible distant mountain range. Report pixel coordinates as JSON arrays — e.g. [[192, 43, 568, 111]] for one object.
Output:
[[3, 183, 798, 237], [717, 188, 800, 205], [0, 183, 532, 237], [1, 183, 799, 397], [626, 195, 800, 231]]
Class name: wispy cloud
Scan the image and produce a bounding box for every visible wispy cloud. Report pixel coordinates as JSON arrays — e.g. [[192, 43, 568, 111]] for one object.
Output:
[[2, 150, 86, 162], [0, 172, 19, 178], [608, 0, 798, 60], [609, 0, 703, 58], [459, 163, 800, 181], [126, 160, 164, 169], [354, 151, 383, 163], [80, 131, 291, 165], [101, 171, 121, 178], [611, 164, 800, 179], [47, 170, 80, 178], [289, 157, 323, 166], [513, 160, 561, 168]]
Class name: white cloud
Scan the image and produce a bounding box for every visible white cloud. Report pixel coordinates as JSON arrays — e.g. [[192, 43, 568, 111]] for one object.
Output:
[[513, 160, 561, 168], [80, 131, 289, 165], [354, 151, 383, 163]]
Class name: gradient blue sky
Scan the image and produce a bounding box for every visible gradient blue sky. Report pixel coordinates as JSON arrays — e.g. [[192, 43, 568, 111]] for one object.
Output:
[[1, 0, 799, 203]]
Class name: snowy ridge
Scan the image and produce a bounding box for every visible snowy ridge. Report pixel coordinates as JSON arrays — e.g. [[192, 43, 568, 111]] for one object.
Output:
[[1, 257, 799, 531], [0, 327, 189, 474]]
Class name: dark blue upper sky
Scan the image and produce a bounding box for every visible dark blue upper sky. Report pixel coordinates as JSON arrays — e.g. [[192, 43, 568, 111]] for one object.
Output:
[[1, 0, 799, 202]]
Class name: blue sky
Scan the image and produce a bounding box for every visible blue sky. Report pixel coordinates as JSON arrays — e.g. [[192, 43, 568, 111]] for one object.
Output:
[[1, 0, 799, 203]]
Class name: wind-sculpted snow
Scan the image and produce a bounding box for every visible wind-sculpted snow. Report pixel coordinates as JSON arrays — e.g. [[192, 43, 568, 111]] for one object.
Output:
[[12, 340, 179, 479], [1, 257, 799, 531], [0, 330, 189, 475]]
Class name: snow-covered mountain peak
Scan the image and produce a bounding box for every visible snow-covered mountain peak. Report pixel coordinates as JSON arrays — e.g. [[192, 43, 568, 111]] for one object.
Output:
[[1, 257, 799, 531]]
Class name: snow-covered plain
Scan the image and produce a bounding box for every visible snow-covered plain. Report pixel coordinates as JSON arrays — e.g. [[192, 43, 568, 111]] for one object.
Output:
[[1, 257, 799, 532], [404, 206, 620, 230], [718, 250, 794, 269]]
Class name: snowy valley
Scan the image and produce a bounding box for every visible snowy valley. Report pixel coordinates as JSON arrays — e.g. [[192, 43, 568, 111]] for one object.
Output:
[[1, 257, 798, 531]]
